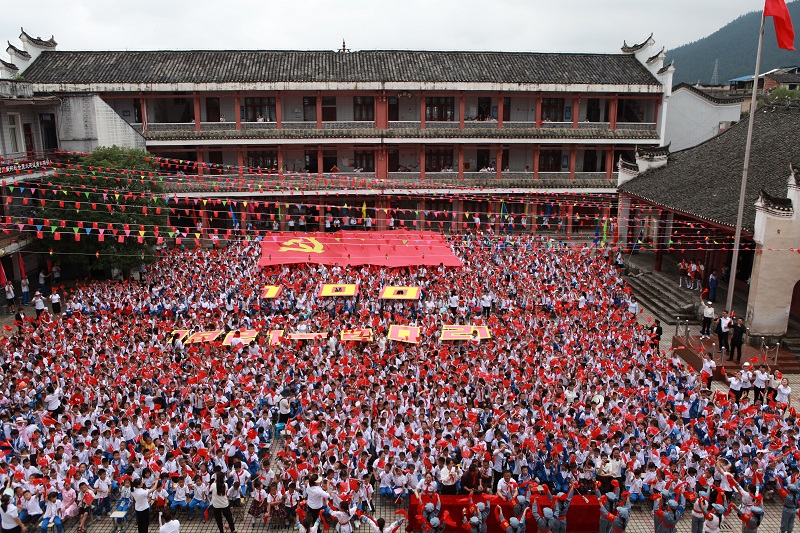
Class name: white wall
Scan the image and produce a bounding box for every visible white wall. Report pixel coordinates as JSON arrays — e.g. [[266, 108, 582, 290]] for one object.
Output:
[[508, 97, 534, 122], [57, 95, 145, 152], [664, 89, 742, 152], [283, 95, 305, 122], [0, 106, 44, 158], [397, 97, 419, 121], [508, 148, 531, 170]]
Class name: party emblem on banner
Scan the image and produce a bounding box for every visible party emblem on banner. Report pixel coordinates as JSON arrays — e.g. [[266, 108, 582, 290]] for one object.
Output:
[[278, 237, 324, 254], [260, 285, 283, 299], [379, 286, 421, 300], [440, 325, 492, 341], [388, 325, 421, 344], [340, 329, 373, 342], [319, 284, 359, 297]]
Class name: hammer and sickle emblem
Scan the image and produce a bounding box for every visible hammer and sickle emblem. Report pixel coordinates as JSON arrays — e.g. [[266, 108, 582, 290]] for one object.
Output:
[[278, 237, 324, 254]]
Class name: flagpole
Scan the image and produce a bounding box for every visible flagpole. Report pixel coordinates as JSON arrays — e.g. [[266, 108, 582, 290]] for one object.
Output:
[[725, 13, 766, 314]]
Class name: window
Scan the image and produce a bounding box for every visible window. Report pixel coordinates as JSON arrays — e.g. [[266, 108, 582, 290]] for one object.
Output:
[[353, 149, 374, 171], [242, 97, 276, 122], [425, 97, 455, 122], [353, 97, 374, 121], [539, 150, 563, 172], [425, 148, 453, 171], [502, 97, 511, 122], [321, 97, 336, 121], [7, 114, 21, 153], [541, 98, 565, 122], [247, 150, 278, 169], [303, 97, 317, 122]]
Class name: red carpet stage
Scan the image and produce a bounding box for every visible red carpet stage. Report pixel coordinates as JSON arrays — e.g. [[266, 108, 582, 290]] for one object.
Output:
[[408, 494, 599, 533], [258, 231, 462, 268]]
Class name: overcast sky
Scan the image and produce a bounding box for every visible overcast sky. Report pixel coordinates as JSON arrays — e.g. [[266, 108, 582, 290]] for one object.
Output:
[[1, 0, 773, 54]]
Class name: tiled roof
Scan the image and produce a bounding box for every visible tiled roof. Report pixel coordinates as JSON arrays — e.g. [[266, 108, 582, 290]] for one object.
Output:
[[0, 59, 19, 71], [619, 104, 800, 231], [6, 42, 30, 59], [672, 83, 744, 104], [21, 50, 661, 86], [757, 189, 793, 212], [646, 47, 665, 64], [768, 73, 800, 84], [621, 34, 653, 54], [19, 28, 56, 48]]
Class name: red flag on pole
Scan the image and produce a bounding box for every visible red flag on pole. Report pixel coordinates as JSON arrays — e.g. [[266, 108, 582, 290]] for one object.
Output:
[[765, 0, 796, 50], [17, 253, 25, 280]]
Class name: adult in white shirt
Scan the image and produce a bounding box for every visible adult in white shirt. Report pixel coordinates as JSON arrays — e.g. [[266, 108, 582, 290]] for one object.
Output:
[[752, 364, 770, 404], [44, 378, 63, 415], [131, 478, 159, 533], [158, 509, 180, 533], [776, 377, 792, 405], [701, 353, 716, 389], [210, 467, 236, 533], [304, 474, 330, 521], [0, 493, 24, 533]]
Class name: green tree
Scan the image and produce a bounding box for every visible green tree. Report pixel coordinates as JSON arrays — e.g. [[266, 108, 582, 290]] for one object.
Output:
[[39, 146, 168, 273]]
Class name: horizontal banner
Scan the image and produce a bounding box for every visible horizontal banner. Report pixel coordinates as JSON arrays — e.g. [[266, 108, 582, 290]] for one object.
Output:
[[171, 325, 490, 347], [258, 231, 462, 268]]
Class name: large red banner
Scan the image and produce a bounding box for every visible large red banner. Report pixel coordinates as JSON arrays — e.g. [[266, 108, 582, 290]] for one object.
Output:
[[258, 231, 462, 268]]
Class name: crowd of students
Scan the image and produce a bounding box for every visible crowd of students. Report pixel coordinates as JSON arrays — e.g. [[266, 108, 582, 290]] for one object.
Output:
[[0, 232, 795, 533]]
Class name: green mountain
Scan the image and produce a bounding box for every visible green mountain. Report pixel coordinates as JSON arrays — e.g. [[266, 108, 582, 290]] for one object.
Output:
[[667, 1, 800, 85]]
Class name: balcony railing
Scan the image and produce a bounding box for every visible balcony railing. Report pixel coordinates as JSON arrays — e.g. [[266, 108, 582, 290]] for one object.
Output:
[[148, 122, 194, 131], [540, 121, 573, 128], [388, 121, 421, 129], [578, 122, 611, 130], [281, 121, 317, 129], [243, 122, 277, 130], [425, 122, 459, 129], [322, 121, 375, 129], [502, 122, 536, 129], [617, 122, 657, 131], [201, 122, 236, 131]]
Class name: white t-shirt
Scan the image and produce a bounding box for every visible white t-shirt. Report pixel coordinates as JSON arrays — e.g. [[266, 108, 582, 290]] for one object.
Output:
[[160, 519, 180, 533], [0, 505, 19, 530], [210, 482, 229, 508], [305, 485, 329, 510], [133, 487, 151, 512]]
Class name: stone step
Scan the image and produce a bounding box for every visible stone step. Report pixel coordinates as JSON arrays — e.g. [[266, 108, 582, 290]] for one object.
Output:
[[626, 275, 697, 325], [627, 274, 697, 314], [634, 274, 699, 313]]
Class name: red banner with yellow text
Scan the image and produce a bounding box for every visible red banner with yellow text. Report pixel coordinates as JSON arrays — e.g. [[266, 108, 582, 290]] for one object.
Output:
[[258, 231, 462, 268]]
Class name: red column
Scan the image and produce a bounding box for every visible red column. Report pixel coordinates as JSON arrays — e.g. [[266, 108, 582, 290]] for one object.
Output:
[[196, 148, 204, 176], [140, 97, 149, 131], [419, 94, 426, 129], [317, 206, 325, 231], [317, 146, 323, 175], [275, 93, 283, 130], [375, 93, 388, 129], [316, 93, 323, 129], [535, 95, 542, 127], [495, 146, 503, 179], [419, 146, 426, 179], [375, 146, 388, 180], [277, 146, 284, 174], [457, 145, 464, 179], [533, 146, 540, 179], [234, 94, 242, 130], [194, 95, 201, 132], [572, 96, 580, 129], [497, 94, 504, 129], [237, 146, 244, 177], [605, 147, 614, 179], [459, 94, 465, 130], [609, 96, 618, 130], [569, 146, 577, 179]]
